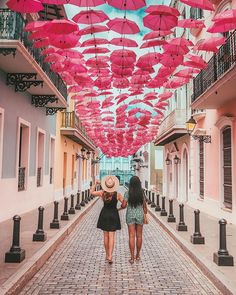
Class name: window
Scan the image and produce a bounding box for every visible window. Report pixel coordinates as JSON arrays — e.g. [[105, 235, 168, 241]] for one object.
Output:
[[17, 119, 30, 191], [222, 126, 232, 209], [37, 129, 45, 187], [199, 141, 204, 198]]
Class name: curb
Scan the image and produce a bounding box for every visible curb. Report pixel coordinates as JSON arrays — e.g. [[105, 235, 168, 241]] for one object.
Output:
[[148, 207, 236, 295], [1, 198, 98, 295]]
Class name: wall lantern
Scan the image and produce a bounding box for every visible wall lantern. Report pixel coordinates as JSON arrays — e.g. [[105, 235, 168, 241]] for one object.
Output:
[[165, 155, 172, 165], [186, 116, 211, 144], [173, 155, 181, 165]]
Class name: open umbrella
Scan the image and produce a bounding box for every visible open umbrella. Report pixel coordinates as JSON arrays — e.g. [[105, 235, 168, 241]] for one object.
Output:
[[143, 14, 178, 31], [179, 0, 214, 11], [110, 38, 138, 47], [7, 0, 43, 13], [178, 18, 205, 29], [143, 30, 173, 40], [72, 10, 109, 24], [145, 5, 180, 16], [78, 25, 109, 36], [81, 38, 109, 47], [108, 17, 140, 34]]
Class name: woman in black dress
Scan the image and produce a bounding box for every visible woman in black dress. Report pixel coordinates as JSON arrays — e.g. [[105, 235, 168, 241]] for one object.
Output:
[[90, 176, 124, 264]]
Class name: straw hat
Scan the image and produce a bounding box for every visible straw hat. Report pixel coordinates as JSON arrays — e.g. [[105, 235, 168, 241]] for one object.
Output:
[[101, 175, 119, 193]]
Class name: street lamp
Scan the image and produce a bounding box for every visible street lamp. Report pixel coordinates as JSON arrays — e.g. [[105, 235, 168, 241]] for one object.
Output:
[[186, 116, 211, 143]]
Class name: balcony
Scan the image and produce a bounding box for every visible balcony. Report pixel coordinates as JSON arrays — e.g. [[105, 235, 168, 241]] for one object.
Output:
[[154, 109, 188, 146], [0, 9, 67, 112], [61, 111, 96, 151], [191, 30, 236, 109]]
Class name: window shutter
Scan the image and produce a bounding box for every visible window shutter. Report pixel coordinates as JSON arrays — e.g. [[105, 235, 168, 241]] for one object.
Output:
[[223, 126, 232, 209]]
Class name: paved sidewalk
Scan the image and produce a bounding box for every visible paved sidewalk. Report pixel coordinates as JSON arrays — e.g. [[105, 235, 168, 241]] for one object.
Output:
[[0, 196, 98, 294], [19, 198, 221, 295], [147, 196, 236, 295]]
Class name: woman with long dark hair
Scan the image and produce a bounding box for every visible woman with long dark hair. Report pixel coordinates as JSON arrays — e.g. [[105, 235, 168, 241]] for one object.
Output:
[[90, 176, 124, 264], [122, 176, 147, 264]]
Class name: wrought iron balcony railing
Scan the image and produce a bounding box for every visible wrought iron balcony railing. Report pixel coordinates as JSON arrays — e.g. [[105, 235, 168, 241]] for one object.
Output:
[[0, 9, 67, 100], [61, 111, 94, 146], [192, 30, 236, 103]]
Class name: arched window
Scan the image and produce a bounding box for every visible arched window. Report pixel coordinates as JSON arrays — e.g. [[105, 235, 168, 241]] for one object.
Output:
[[222, 126, 232, 209]]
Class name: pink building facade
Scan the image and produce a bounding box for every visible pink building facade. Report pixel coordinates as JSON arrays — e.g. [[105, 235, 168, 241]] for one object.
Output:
[[155, 0, 236, 224]]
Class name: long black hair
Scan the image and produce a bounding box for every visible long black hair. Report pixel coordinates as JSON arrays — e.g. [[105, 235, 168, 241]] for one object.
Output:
[[128, 176, 144, 208]]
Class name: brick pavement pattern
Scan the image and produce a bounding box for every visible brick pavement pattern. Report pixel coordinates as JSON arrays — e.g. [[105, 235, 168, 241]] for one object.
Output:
[[20, 199, 221, 295]]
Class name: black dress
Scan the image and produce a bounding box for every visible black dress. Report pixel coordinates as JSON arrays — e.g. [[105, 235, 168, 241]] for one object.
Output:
[[97, 192, 121, 231]]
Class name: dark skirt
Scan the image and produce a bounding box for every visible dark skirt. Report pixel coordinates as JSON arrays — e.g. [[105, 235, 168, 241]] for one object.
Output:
[[97, 207, 121, 231]]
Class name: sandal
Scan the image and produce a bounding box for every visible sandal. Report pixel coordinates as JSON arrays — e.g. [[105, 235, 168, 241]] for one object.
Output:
[[129, 258, 134, 264]]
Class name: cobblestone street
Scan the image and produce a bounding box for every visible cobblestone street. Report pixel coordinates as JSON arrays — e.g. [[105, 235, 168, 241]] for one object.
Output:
[[20, 197, 221, 295]]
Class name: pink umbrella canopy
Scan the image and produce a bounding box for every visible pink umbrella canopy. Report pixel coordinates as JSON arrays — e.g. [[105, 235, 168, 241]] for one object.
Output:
[[107, 0, 146, 10], [108, 17, 140, 34], [7, 0, 43, 13], [143, 14, 178, 31], [72, 10, 109, 24], [179, 0, 214, 11], [110, 38, 138, 47]]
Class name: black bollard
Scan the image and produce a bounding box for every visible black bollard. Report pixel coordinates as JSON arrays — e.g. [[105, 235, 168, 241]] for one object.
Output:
[[33, 206, 47, 241], [61, 197, 69, 220], [50, 201, 60, 229], [84, 190, 88, 204], [191, 209, 205, 244], [155, 194, 161, 211], [213, 219, 234, 266], [75, 192, 81, 210], [160, 196, 167, 216], [68, 194, 76, 214], [80, 191, 85, 206], [5, 215, 25, 263], [176, 204, 187, 231], [167, 199, 176, 222], [151, 192, 156, 208], [147, 191, 152, 205]]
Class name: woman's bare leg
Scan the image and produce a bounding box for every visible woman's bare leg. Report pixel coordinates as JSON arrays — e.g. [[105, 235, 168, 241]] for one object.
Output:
[[128, 224, 136, 262], [135, 224, 143, 259], [103, 231, 109, 259], [108, 231, 115, 261]]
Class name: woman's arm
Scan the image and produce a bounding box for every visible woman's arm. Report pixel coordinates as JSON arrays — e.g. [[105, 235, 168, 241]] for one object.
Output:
[[90, 181, 103, 197]]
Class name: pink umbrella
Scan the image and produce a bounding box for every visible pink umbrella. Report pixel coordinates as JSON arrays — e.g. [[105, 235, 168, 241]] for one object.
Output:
[[82, 47, 110, 54], [49, 33, 80, 49], [72, 10, 109, 24], [140, 39, 167, 49], [7, 0, 43, 13], [44, 19, 78, 35], [145, 5, 180, 17], [110, 38, 138, 47], [207, 22, 236, 33], [178, 18, 205, 29], [179, 0, 214, 11], [194, 37, 226, 52], [81, 38, 109, 47], [107, 0, 146, 10], [78, 25, 109, 36], [143, 14, 178, 31], [143, 30, 173, 40], [108, 17, 140, 34]]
